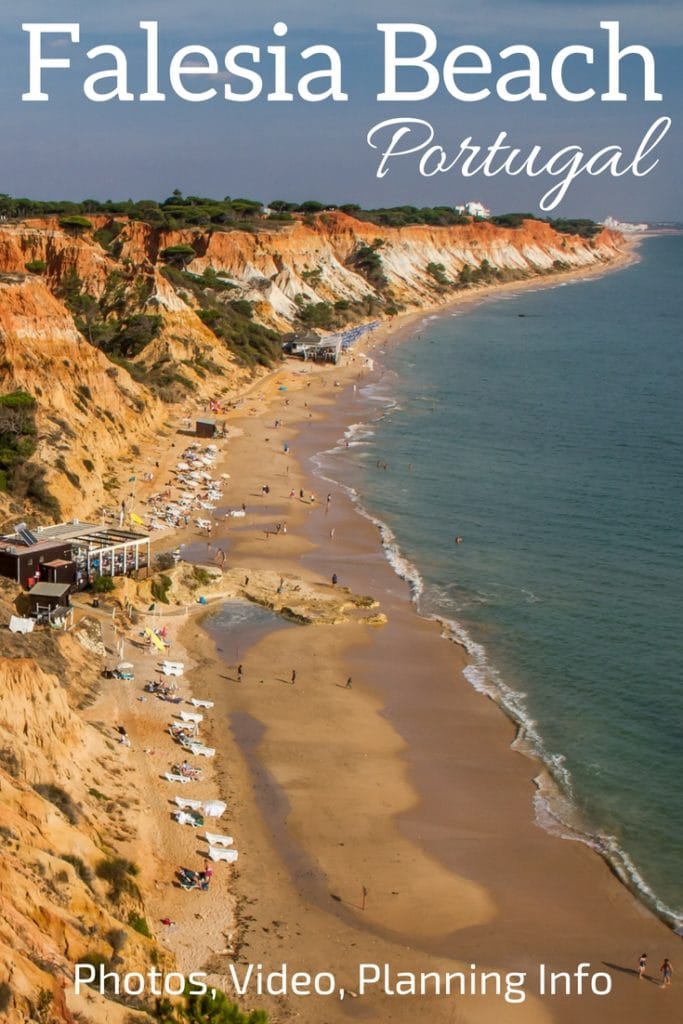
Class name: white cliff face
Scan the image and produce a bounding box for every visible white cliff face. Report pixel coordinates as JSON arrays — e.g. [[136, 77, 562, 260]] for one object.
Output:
[[122, 212, 622, 330]]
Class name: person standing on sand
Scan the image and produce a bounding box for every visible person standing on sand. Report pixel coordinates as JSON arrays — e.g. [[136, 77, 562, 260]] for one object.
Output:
[[237, 664, 243, 681], [660, 958, 673, 988], [291, 669, 296, 684], [638, 953, 647, 979], [345, 677, 352, 689]]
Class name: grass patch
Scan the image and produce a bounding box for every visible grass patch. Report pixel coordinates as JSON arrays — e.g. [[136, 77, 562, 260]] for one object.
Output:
[[127, 913, 152, 938]]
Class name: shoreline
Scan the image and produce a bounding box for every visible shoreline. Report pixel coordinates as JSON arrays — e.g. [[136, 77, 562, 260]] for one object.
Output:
[[171, 243, 677, 1022], [70, 239, 680, 1023]]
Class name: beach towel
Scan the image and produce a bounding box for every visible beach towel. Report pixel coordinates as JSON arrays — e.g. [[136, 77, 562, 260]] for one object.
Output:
[[175, 811, 204, 827], [203, 800, 226, 817], [9, 616, 35, 634]]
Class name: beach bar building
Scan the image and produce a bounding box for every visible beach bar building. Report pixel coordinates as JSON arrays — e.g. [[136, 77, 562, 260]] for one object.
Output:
[[0, 521, 150, 588]]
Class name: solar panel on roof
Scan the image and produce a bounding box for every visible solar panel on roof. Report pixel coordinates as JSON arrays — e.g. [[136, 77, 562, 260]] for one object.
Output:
[[15, 523, 38, 546]]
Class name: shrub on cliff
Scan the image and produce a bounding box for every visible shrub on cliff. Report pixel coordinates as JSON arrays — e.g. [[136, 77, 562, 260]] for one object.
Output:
[[348, 241, 388, 291], [0, 982, 12, 1012], [58, 215, 93, 232], [61, 853, 94, 887], [151, 574, 173, 604], [127, 913, 152, 938], [0, 392, 58, 513], [426, 262, 452, 288], [24, 259, 47, 274], [160, 244, 196, 268], [92, 575, 115, 594], [177, 989, 269, 1023], [33, 783, 80, 825], [96, 856, 140, 902]]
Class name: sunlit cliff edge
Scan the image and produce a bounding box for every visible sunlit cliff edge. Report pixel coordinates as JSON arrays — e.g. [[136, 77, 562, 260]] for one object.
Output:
[[0, 210, 626, 1021], [0, 210, 623, 522]]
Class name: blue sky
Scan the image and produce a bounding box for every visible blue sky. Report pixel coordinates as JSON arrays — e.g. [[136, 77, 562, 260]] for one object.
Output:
[[2, 1, 681, 220]]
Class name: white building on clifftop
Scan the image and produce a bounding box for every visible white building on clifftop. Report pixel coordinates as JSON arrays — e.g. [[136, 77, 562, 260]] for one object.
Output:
[[455, 201, 491, 219], [601, 216, 649, 233]]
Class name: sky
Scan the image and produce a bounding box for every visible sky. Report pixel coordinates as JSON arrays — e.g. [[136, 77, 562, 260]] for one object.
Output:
[[2, 1, 681, 221]]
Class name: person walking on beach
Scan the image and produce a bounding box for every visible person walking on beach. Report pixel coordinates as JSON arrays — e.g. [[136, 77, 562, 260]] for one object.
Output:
[[291, 669, 296, 684], [660, 958, 673, 988], [638, 953, 647, 980], [345, 676, 352, 689], [237, 664, 243, 682], [331, 572, 338, 586]]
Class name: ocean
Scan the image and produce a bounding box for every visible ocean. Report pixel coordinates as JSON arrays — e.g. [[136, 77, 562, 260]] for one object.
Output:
[[316, 235, 683, 932]]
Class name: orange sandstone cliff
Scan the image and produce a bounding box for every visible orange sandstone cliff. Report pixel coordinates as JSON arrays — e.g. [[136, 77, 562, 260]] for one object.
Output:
[[0, 614, 172, 1024], [0, 211, 624, 521]]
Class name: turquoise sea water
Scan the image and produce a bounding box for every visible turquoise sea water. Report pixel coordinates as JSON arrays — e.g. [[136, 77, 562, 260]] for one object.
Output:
[[318, 236, 683, 930]]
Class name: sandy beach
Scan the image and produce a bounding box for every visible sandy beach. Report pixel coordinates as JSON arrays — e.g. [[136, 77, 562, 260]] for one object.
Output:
[[71, 250, 681, 1024]]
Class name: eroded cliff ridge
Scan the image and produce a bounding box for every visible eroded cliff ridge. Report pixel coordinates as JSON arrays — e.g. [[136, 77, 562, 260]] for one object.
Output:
[[0, 210, 623, 520], [0, 608, 172, 1024]]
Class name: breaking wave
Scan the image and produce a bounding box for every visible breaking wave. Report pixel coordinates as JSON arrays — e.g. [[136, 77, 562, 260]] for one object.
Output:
[[311, 409, 683, 936]]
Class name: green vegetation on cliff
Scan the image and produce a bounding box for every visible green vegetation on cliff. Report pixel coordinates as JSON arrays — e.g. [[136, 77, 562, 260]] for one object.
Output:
[[0, 391, 59, 515], [0, 191, 601, 236]]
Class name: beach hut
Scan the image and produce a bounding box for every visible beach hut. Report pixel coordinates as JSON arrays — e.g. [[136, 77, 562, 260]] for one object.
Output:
[[28, 582, 73, 625], [196, 416, 217, 439]]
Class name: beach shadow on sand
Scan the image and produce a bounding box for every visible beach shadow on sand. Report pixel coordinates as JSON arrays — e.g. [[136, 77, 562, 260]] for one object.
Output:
[[329, 892, 364, 911], [602, 962, 660, 985]]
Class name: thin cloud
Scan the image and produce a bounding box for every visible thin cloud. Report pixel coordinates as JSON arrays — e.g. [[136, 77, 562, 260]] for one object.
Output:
[[10, 1, 682, 44]]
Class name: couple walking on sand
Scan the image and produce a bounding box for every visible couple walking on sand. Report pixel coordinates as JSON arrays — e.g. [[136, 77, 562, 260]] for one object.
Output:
[[639, 954, 673, 988]]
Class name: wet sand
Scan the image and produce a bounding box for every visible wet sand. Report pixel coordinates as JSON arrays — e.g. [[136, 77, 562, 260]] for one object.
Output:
[[167, 308, 680, 1024], [81, 246, 680, 1024]]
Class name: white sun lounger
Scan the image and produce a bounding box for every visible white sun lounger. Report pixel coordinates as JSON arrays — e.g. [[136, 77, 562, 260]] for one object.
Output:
[[174, 796, 202, 810], [190, 699, 214, 709], [192, 745, 216, 758], [208, 847, 239, 863], [205, 832, 233, 847], [164, 772, 191, 784], [161, 661, 184, 676], [179, 711, 203, 723]]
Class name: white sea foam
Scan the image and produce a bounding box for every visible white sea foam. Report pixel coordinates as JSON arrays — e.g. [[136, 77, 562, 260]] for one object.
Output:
[[533, 778, 683, 934], [311, 407, 682, 936]]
